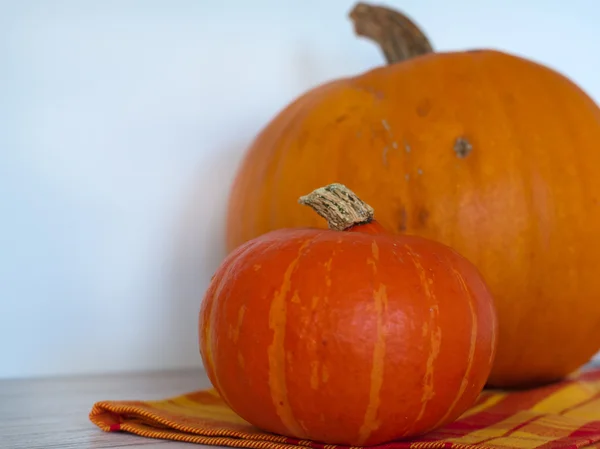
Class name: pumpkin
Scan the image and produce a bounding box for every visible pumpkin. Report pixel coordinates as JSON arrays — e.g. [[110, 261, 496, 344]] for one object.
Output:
[[201, 183, 498, 446], [225, 2, 600, 388]]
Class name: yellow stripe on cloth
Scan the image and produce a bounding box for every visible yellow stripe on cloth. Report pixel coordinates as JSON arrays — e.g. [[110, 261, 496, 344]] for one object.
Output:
[[564, 396, 600, 421], [530, 381, 600, 414], [89, 366, 600, 449], [457, 392, 509, 419]]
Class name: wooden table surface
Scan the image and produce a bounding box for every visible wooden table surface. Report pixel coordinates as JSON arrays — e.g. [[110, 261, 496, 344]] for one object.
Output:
[[0, 367, 213, 448]]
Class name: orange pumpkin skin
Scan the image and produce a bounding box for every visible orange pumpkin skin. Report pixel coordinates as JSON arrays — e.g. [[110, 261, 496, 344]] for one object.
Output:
[[226, 47, 600, 388], [201, 193, 497, 445]]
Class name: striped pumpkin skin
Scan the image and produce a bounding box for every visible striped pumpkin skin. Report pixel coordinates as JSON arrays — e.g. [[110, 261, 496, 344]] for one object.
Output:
[[199, 218, 497, 445]]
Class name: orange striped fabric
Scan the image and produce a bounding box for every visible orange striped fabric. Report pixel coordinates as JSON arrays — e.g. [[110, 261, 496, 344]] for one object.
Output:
[[90, 366, 600, 449]]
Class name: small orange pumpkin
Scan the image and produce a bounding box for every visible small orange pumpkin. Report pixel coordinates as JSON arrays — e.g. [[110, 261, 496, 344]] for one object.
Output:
[[225, 2, 600, 388], [201, 183, 497, 446]]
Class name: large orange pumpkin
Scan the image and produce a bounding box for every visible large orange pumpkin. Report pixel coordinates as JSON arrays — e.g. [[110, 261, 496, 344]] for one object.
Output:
[[225, 2, 600, 388], [201, 183, 497, 446]]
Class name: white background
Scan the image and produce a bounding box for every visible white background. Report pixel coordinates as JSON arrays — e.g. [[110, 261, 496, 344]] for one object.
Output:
[[2, 0, 600, 379]]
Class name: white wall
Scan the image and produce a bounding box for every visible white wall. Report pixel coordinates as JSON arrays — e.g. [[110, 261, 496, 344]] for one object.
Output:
[[2, 0, 599, 379]]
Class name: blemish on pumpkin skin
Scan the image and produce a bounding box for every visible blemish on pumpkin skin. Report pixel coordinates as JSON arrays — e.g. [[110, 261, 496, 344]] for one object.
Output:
[[382, 120, 395, 145], [416, 98, 432, 117], [238, 352, 245, 369], [404, 141, 411, 153], [335, 114, 349, 123], [391, 244, 405, 263], [454, 137, 473, 158], [360, 85, 384, 100], [253, 264, 261, 271], [397, 207, 407, 232], [416, 208, 429, 228]]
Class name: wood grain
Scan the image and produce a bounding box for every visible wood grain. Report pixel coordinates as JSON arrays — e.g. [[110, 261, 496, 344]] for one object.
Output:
[[0, 368, 213, 448]]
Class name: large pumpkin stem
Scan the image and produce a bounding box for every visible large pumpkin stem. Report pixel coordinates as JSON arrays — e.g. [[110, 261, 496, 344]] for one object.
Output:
[[349, 2, 434, 64], [298, 183, 374, 231]]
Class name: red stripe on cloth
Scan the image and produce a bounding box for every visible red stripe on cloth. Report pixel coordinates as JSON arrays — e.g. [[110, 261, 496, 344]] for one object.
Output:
[[570, 421, 600, 437], [109, 423, 121, 432], [568, 420, 600, 441]]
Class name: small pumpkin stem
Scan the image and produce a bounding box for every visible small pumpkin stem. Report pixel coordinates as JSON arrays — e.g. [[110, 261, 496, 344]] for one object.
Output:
[[298, 183, 374, 231], [349, 2, 434, 64]]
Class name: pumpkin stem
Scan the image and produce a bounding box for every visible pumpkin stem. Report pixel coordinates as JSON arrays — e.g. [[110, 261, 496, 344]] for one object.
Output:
[[298, 183, 374, 231], [349, 2, 434, 64]]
